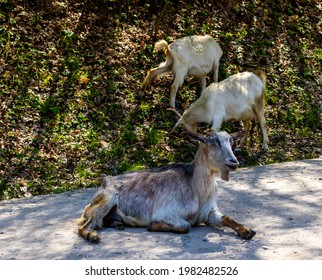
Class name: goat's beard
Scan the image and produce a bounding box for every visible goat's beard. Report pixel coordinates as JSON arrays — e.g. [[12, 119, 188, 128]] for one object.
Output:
[[220, 169, 230, 181]]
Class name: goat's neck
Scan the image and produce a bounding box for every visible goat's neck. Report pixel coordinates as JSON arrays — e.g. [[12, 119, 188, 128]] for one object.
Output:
[[187, 100, 212, 124], [191, 144, 219, 199]]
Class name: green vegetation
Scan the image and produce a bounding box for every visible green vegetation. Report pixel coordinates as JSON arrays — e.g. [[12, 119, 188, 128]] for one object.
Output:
[[0, 0, 321, 200]]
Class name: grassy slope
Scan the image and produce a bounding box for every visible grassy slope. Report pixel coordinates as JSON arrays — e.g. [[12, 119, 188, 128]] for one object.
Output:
[[0, 0, 321, 199]]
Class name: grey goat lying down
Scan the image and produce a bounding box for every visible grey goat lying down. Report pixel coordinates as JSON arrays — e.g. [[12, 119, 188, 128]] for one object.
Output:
[[77, 131, 256, 243]]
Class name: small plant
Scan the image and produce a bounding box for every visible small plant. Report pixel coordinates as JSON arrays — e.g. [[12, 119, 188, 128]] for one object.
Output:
[[0, 0, 320, 200]]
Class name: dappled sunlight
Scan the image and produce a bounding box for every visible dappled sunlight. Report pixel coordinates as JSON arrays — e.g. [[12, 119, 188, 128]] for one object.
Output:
[[1, 159, 321, 259], [1, 0, 321, 200], [0, 0, 321, 261]]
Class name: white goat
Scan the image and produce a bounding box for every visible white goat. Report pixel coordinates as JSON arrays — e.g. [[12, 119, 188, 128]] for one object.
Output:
[[142, 35, 223, 108], [169, 70, 269, 150]]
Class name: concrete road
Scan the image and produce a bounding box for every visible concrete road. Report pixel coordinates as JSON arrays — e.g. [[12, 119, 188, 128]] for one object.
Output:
[[1, 158, 321, 260]]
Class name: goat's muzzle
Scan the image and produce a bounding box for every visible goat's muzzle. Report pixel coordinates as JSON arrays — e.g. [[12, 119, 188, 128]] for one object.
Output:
[[225, 159, 239, 171]]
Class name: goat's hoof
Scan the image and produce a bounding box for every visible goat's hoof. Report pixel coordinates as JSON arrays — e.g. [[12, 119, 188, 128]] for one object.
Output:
[[141, 84, 147, 91], [239, 229, 256, 240], [111, 221, 125, 230], [115, 225, 125, 230], [261, 145, 268, 152], [89, 234, 100, 244]]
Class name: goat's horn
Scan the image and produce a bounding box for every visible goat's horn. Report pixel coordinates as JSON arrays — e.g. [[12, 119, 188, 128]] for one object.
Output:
[[167, 107, 182, 118], [170, 119, 184, 133]]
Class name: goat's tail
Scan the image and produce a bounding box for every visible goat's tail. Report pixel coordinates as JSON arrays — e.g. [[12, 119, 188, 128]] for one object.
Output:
[[154, 40, 173, 67], [154, 40, 168, 53], [254, 69, 266, 93], [141, 40, 172, 90], [253, 68, 266, 110]]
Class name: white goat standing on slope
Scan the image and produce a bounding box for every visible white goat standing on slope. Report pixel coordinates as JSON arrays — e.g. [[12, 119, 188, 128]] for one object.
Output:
[[142, 35, 223, 109], [169, 70, 269, 151]]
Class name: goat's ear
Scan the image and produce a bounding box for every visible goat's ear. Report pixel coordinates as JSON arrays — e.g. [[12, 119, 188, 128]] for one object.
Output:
[[184, 131, 206, 143], [230, 131, 246, 142]]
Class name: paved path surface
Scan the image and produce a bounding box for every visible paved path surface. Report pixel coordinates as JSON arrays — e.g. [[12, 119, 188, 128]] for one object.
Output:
[[1, 158, 321, 260]]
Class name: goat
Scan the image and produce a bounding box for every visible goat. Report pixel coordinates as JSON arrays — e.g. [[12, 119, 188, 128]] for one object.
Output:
[[141, 35, 223, 109], [169, 70, 268, 150], [77, 131, 256, 243]]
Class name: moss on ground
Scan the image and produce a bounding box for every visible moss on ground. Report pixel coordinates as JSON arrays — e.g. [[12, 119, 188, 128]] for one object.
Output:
[[0, 0, 321, 199]]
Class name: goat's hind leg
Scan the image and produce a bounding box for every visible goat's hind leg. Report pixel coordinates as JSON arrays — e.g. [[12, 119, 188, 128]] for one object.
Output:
[[141, 63, 172, 90], [148, 216, 191, 234], [170, 72, 186, 108], [254, 96, 268, 150], [141, 68, 161, 89], [77, 190, 118, 243], [239, 120, 251, 148], [103, 206, 124, 230]]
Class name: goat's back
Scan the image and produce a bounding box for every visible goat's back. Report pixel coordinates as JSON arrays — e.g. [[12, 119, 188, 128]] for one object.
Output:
[[169, 35, 222, 75], [202, 72, 264, 120], [205, 72, 263, 100]]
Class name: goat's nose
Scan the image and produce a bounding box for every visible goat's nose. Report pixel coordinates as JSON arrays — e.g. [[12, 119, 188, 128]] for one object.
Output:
[[225, 158, 239, 170], [230, 158, 238, 164]]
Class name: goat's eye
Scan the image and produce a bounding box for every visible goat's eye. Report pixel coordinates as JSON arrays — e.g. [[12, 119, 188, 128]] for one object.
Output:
[[212, 138, 221, 147]]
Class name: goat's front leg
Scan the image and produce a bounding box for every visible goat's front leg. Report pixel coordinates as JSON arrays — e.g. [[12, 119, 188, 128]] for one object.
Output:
[[206, 210, 256, 240], [221, 215, 256, 240]]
